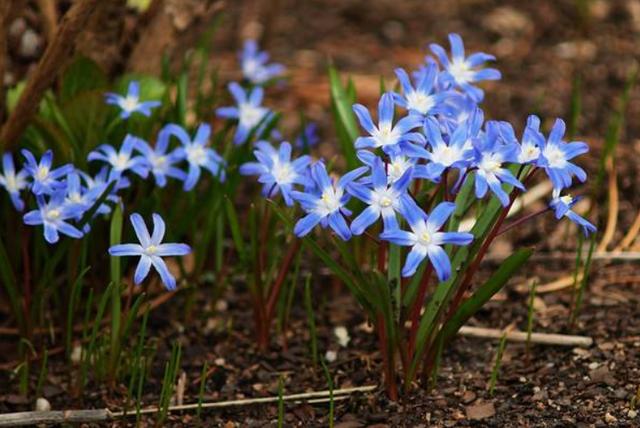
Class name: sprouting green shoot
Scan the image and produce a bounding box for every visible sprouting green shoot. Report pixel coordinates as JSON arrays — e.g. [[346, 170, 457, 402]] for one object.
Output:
[[321, 359, 335, 428], [570, 236, 596, 327], [197, 361, 209, 419], [277, 375, 285, 428], [35, 348, 48, 398], [488, 332, 508, 396], [568, 72, 582, 139], [157, 341, 182, 425]]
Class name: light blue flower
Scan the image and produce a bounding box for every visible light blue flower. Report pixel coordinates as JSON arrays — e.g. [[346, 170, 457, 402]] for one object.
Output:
[[239, 141, 311, 206], [109, 213, 191, 290], [471, 122, 524, 206], [78, 166, 128, 215], [422, 117, 474, 180], [167, 123, 226, 191], [499, 115, 545, 165], [346, 157, 418, 235], [22, 149, 73, 195], [88, 135, 150, 182], [357, 150, 430, 184], [134, 126, 187, 187], [105, 81, 161, 119], [0, 153, 29, 210], [393, 65, 452, 117], [291, 162, 367, 241], [430, 33, 501, 101], [352, 92, 424, 155], [240, 40, 285, 84], [216, 82, 271, 145], [64, 170, 105, 212], [380, 200, 473, 279], [549, 189, 596, 236], [23, 190, 84, 244], [537, 119, 588, 189]]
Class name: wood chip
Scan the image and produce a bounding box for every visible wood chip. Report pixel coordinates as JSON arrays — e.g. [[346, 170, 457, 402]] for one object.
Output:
[[465, 401, 495, 420]]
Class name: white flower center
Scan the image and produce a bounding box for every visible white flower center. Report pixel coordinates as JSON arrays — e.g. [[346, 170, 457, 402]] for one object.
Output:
[[519, 144, 540, 163], [36, 166, 49, 181], [112, 153, 130, 171], [406, 92, 435, 115], [121, 95, 139, 112], [5, 175, 19, 191], [68, 193, 83, 203], [432, 145, 461, 167], [449, 60, 474, 85], [272, 161, 295, 185], [419, 231, 432, 246], [145, 245, 157, 255], [186, 145, 207, 165], [479, 154, 502, 173], [372, 188, 396, 209], [46, 208, 61, 221], [543, 145, 567, 168], [374, 122, 400, 147], [388, 158, 410, 182], [239, 103, 265, 129], [317, 188, 342, 215], [151, 155, 167, 170], [560, 195, 573, 205], [243, 59, 260, 78]]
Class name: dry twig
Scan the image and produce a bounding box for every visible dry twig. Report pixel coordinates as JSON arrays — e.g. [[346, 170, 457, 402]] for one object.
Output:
[[458, 326, 593, 347]]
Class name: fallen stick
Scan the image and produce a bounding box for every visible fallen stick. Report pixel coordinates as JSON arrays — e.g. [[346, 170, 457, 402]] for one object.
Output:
[[0, 385, 376, 426], [458, 326, 593, 347]]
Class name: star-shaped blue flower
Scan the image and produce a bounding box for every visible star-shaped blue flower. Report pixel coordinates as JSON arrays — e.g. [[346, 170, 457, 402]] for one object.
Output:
[[88, 135, 150, 182], [167, 123, 226, 191], [429, 33, 501, 102], [0, 153, 29, 211], [23, 190, 85, 244], [549, 189, 596, 236], [422, 117, 474, 181], [105, 81, 161, 119], [239, 141, 311, 206], [292, 162, 367, 241], [216, 82, 271, 145], [134, 126, 187, 188], [109, 213, 191, 290], [393, 64, 452, 117], [22, 149, 73, 195], [240, 40, 285, 85], [352, 92, 424, 155], [537, 119, 588, 190], [380, 200, 474, 280]]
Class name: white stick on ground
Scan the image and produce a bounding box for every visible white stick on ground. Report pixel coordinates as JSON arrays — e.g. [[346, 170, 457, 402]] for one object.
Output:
[[458, 326, 593, 347]]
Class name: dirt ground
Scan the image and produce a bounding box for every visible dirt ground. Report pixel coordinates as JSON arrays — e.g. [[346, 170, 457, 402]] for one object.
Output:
[[2, 0, 640, 426]]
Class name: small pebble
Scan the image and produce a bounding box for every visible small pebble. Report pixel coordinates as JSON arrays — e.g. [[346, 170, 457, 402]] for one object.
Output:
[[35, 397, 51, 412], [604, 412, 617, 424], [628, 409, 637, 419], [325, 350, 337, 362], [334, 326, 350, 347]]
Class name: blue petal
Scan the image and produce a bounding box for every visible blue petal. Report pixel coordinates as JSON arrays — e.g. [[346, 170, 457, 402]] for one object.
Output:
[[427, 202, 456, 230], [294, 212, 323, 237], [150, 255, 177, 290], [109, 243, 144, 256], [448, 33, 465, 60], [151, 213, 166, 244], [438, 231, 473, 246], [402, 245, 427, 277], [134, 256, 152, 284], [328, 212, 352, 241], [428, 245, 451, 282], [350, 205, 380, 235], [155, 243, 191, 256], [380, 229, 415, 246], [130, 213, 151, 247], [378, 92, 396, 125]]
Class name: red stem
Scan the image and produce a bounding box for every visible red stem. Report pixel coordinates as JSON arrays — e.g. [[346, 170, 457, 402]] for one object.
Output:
[[376, 313, 398, 401], [407, 262, 433, 362], [21, 226, 31, 337], [265, 239, 301, 322]]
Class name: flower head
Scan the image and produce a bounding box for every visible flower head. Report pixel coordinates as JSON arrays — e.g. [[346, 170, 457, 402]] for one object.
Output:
[[88, 135, 149, 181], [295, 123, 320, 150], [498, 115, 545, 165], [105, 81, 161, 119], [346, 157, 419, 235], [537, 119, 588, 189], [22, 149, 73, 195], [240, 40, 285, 84], [422, 117, 474, 180], [239, 141, 311, 206], [393, 65, 451, 117], [352, 92, 424, 155], [168, 123, 225, 191], [109, 213, 191, 290], [134, 126, 187, 187], [216, 82, 271, 145], [549, 189, 596, 236], [380, 200, 473, 280], [0, 153, 29, 210], [291, 162, 367, 241], [429, 33, 501, 101], [23, 190, 84, 244]]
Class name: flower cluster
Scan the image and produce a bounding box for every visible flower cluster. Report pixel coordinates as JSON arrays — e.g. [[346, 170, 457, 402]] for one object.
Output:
[[236, 33, 595, 281]]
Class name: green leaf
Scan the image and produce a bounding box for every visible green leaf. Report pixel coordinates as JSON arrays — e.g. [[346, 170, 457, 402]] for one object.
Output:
[[60, 56, 107, 102], [439, 248, 533, 342], [224, 197, 245, 259], [328, 66, 359, 170]]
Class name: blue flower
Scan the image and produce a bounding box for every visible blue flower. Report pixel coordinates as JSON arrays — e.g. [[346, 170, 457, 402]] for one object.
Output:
[[167, 123, 226, 191], [357, 150, 430, 184], [108, 213, 191, 290], [429, 33, 501, 101], [134, 126, 187, 187], [499, 115, 545, 165], [64, 170, 105, 212], [346, 157, 418, 235], [105, 81, 161, 119], [295, 123, 320, 149], [291, 162, 367, 241], [352, 92, 424, 155], [380, 200, 473, 279], [393, 65, 451, 117], [422, 117, 474, 180], [23, 190, 84, 244], [537, 119, 588, 189], [22, 149, 73, 195], [216, 82, 271, 145], [78, 167, 128, 215], [549, 189, 596, 236], [0, 153, 29, 210], [240, 40, 285, 84], [239, 141, 311, 206], [88, 135, 150, 181], [471, 122, 524, 206]]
